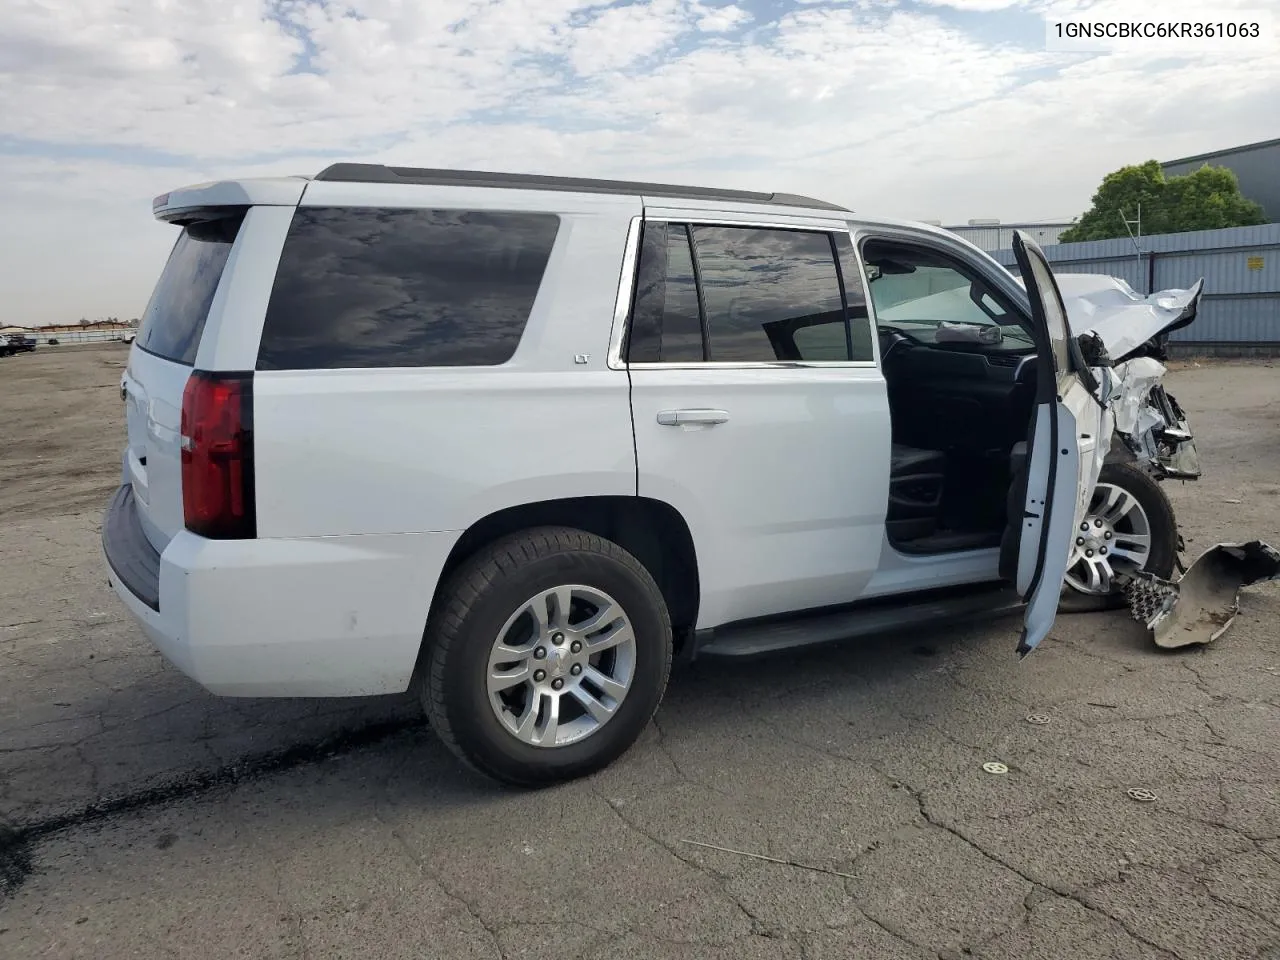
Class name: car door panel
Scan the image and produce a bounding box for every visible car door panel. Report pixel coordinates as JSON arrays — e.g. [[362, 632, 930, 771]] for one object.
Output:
[[626, 214, 891, 629], [632, 365, 891, 628], [1006, 231, 1111, 655]]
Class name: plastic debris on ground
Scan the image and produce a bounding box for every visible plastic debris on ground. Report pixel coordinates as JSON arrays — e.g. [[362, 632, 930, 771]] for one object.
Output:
[[1124, 541, 1280, 649]]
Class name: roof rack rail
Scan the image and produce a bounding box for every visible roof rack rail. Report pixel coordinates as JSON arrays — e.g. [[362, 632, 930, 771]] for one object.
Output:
[[313, 163, 848, 212]]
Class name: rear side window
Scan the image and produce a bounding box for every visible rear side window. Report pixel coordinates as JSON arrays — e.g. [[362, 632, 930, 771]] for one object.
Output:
[[627, 222, 705, 363], [625, 221, 870, 364], [137, 213, 243, 366], [691, 225, 847, 363], [257, 208, 560, 370]]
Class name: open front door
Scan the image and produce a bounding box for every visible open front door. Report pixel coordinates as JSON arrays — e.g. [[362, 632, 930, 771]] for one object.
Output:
[[1004, 232, 1113, 657]]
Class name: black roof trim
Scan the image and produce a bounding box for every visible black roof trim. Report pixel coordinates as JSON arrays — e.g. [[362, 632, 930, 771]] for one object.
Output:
[[313, 163, 848, 212]]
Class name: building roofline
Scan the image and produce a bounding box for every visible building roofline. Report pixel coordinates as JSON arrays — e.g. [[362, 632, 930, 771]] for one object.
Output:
[[313, 162, 849, 212], [1161, 136, 1280, 168]]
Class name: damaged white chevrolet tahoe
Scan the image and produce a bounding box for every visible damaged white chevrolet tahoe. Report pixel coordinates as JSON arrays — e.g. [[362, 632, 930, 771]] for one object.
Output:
[[102, 165, 1279, 786]]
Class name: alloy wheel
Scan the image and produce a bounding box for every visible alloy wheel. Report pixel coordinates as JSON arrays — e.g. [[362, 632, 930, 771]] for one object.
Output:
[[1064, 481, 1153, 596], [486, 585, 637, 748]]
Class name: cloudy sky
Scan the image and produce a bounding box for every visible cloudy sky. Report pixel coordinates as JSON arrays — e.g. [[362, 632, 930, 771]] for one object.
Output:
[[2, 0, 1276, 326]]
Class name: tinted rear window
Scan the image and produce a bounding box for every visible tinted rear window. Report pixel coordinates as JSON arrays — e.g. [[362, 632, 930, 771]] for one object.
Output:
[[257, 207, 560, 370], [690, 225, 848, 363], [136, 214, 243, 365]]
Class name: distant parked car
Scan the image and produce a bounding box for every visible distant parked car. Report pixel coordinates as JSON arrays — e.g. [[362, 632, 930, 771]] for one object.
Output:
[[0, 336, 9, 356], [4, 333, 37, 353], [47, 338, 59, 346]]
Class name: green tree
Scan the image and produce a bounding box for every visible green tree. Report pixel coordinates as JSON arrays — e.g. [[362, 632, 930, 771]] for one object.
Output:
[[1059, 159, 1267, 243]]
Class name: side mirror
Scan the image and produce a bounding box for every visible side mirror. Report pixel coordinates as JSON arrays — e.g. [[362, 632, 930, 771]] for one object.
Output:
[[1076, 331, 1113, 368]]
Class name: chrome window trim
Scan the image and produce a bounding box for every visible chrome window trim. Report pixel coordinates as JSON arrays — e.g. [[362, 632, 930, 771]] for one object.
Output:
[[607, 215, 643, 371], [627, 360, 880, 370], [608, 214, 873, 371]]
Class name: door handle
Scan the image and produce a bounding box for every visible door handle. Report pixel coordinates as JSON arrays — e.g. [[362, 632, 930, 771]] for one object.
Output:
[[656, 409, 730, 426]]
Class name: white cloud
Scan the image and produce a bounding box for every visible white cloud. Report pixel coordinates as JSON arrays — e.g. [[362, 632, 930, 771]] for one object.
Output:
[[566, 0, 694, 74], [697, 4, 751, 32], [912, 0, 1023, 9], [0, 0, 1277, 324]]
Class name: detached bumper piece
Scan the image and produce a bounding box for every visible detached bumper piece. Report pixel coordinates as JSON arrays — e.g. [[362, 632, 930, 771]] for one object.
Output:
[[1124, 541, 1280, 649]]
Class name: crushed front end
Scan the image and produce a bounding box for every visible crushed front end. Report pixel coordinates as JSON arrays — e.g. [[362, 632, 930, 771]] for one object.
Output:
[[1110, 357, 1201, 482]]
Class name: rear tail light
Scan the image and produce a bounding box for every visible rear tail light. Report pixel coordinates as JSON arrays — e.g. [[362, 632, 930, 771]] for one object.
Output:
[[180, 370, 256, 539]]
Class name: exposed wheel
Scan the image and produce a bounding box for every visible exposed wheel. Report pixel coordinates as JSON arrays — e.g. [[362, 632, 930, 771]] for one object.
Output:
[[1059, 462, 1178, 612], [420, 526, 672, 787]]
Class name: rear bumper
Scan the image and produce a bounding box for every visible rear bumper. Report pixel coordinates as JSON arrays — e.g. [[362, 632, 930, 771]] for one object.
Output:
[[101, 484, 459, 697], [103, 485, 161, 609]]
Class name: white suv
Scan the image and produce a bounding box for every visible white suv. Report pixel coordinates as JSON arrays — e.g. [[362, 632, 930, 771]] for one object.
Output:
[[104, 163, 1192, 786]]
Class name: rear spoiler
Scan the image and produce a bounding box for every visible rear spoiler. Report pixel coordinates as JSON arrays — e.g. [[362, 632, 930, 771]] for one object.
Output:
[[153, 176, 310, 224]]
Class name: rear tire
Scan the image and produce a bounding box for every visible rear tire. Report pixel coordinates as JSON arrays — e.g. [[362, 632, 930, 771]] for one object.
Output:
[[1059, 461, 1178, 613], [420, 526, 672, 787]]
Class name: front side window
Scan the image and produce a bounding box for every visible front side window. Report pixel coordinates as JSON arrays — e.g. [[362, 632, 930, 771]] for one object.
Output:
[[861, 238, 1030, 351], [257, 207, 559, 370]]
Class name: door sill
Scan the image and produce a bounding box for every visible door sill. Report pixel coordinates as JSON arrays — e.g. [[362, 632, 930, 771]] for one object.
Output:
[[692, 582, 1020, 660], [889, 530, 1004, 556]]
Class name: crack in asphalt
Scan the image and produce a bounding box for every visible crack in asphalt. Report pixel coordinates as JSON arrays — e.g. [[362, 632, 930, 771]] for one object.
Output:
[[1200, 884, 1280, 935], [1049, 638, 1144, 674], [649, 716, 696, 785], [591, 737, 941, 956], [594, 792, 766, 930], [0, 716, 427, 901], [876, 767, 1196, 960], [370, 799, 505, 960], [374, 784, 794, 956]]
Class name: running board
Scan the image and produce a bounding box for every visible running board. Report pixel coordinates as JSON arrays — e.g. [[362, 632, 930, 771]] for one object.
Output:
[[693, 585, 1023, 659]]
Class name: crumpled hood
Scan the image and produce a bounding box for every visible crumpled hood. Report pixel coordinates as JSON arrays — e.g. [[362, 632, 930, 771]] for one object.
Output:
[[1053, 273, 1205, 362]]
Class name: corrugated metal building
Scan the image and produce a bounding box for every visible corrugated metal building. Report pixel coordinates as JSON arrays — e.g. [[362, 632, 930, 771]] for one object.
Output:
[[1161, 137, 1280, 222], [944, 220, 1074, 253], [990, 223, 1280, 351]]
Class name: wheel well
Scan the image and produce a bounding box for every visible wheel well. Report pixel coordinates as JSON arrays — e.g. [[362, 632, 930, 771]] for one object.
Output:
[[437, 497, 700, 643]]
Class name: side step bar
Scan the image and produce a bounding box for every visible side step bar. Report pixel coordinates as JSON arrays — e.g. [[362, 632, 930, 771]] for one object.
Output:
[[692, 584, 1023, 660]]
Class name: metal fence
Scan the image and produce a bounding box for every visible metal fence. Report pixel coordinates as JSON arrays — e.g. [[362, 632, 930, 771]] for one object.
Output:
[[991, 223, 1280, 349], [947, 222, 1074, 254], [22, 329, 133, 345]]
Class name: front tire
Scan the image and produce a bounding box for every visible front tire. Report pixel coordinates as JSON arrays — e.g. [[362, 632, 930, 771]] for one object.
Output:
[[420, 526, 672, 787], [1059, 461, 1178, 612]]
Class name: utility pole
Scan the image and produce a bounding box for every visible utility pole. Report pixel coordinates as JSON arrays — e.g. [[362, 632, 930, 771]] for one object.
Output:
[[1120, 203, 1144, 292]]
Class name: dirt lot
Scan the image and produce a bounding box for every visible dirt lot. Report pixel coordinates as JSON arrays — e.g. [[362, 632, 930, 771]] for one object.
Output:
[[1, 344, 1278, 959]]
